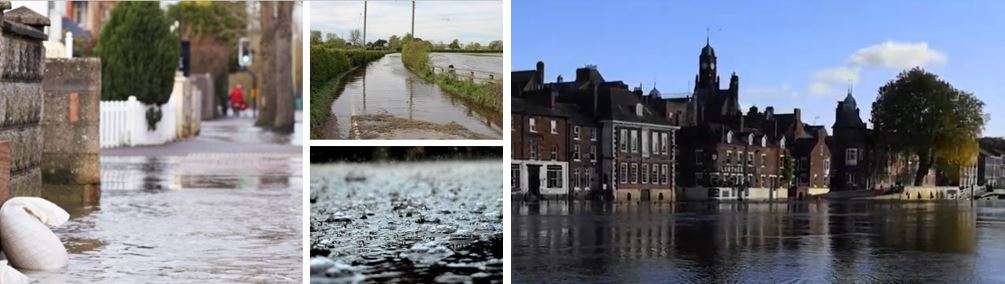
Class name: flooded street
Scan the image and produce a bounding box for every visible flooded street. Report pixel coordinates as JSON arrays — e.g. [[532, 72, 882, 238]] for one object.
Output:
[[26, 117, 303, 282], [513, 200, 1005, 283], [429, 53, 503, 83], [327, 53, 502, 139], [310, 160, 503, 283]]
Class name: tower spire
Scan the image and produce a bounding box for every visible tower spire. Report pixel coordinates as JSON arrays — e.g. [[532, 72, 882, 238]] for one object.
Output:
[[706, 28, 710, 45]]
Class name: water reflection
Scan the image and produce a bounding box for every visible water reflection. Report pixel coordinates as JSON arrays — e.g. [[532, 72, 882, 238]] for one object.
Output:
[[328, 53, 502, 139], [27, 153, 303, 282], [513, 200, 999, 282]]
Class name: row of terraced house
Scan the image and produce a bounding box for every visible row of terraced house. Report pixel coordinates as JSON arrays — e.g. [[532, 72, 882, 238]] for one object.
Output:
[[511, 41, 980, 202]]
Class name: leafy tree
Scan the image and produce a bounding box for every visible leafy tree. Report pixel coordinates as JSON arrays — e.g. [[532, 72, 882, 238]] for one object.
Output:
[[488, 40, 503, 51], [311, 30, 323, 45], [449, 39, 461, 49], [388, 35, 402, 51], [370, 39, 387, 49], [871, 67, 986, 185], [95, 2, 180, 129]]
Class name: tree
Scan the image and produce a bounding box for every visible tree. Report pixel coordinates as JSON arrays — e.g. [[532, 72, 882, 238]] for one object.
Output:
[[348, 29, 363, 47], [254, 1, 295, 133], [167, 1, 246, 118], [388, 35, 402, 51], [488, 40, 503, 51], [311, 30, 323, 45], [449, 39, 461, 50], [95, 2, 180, 129], [871, 67, 986, 186], [465, 42, 482, 50]]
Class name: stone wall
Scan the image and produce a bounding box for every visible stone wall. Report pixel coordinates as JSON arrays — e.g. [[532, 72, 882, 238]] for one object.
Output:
[[0, 5, 48, 198], [41, 58, 101, 186]]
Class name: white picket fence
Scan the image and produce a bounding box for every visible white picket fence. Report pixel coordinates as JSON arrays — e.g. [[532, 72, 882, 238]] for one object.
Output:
[[100, 74, 202, 148]]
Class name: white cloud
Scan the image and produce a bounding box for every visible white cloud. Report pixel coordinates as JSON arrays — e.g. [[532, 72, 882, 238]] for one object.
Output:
[[848, 41, 947, 69], [808, 41, 947, 97]]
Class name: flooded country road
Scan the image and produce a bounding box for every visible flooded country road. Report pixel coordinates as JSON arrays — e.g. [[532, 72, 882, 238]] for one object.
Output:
[[513, 200, 1005, 283], [310, 160, 503, 283], [327, 53, 502, 139], [26, 116, 303, 282]]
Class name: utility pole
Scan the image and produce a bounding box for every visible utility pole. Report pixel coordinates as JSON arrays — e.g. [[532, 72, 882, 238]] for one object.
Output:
[[411, 0, 415, 36], [359, 0, 363, 47]]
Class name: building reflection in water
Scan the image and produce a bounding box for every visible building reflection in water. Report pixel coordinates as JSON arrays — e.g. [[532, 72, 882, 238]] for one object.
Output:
[[513, 200, 980, 282]]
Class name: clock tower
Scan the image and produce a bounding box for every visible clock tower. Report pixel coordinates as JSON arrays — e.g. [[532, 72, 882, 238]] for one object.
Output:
[[696, 37, 718, 90]]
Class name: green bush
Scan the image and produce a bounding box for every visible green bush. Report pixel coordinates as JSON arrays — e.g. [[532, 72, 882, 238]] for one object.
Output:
[[401, 40, 431, 75], [309, 45, 389, 138], [95, 2, 180, 105]]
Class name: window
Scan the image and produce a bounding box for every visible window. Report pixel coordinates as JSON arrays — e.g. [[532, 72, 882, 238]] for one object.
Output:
[[761, 154, 767, 167], [511, 164, 520, 190], [747, 134, 754, 146], [630, 130, 639, 153], [642, 164, 650, 184], [573, 145, 581, 161], [824, 158, 831, 177], [529, 118, 537, 133], [529, 139, 539, 160], [846, 148, 859, 166], [550, 145, 558, 160], [661, 133, 669, 154], [584, 170, 592, 189], [651, 131, 659, 155], [761, 136, 767, 147], [726, 131, 733, 143], [620, 129, 628, 152], [590, 128, 597, 141], [590, 146, 597, 161], [642, 130, 650, 155], [695, 172, 704, 184], [696, 149, 704, 165], [573, 126, 581, 140], [620, 163, 628, 184], [652, 164, 660, 185], [573, 169, 580, 189], [661, 164, 669, 185], [726, 150, 733, 164], [631, 163, 638, 184], [779, 154, 785, 169], [635, 103, 644, 117], [546, 165, 563, 188], [550, 120, 558, 134], [780, 137, 786, 148], [748, 153, 754, 166]]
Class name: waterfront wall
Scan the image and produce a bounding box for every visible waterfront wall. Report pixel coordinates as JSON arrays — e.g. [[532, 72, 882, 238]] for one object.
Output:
[[0, 5, 48, 198], [40, 58, 101, 186]]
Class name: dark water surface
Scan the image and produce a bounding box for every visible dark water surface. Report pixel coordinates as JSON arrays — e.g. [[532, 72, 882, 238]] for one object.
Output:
[[328, 53, 502, 139], [513, 200, 1005, 283], [310, 161, 503, 283]]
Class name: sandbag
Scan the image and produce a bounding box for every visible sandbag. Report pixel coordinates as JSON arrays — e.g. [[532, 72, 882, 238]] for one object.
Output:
[[0, 260, 29, 284], [0, 197, 69, 271]]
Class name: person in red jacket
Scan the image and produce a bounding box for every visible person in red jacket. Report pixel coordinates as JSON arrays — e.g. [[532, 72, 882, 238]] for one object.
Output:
[[229, 84, 249, 115]]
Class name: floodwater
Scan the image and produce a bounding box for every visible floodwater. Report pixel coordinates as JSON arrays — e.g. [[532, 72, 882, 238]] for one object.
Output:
[[24, 119, 303, 282], [513, 200, 1005, 283], [429, 53, 502, 83], [327, 53, 502, 139], [310, 160, 503, 283]]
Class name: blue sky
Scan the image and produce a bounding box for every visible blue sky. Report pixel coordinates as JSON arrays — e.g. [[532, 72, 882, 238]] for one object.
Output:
[[311, 1, 502, 45], [513, 0, 1005, 137]]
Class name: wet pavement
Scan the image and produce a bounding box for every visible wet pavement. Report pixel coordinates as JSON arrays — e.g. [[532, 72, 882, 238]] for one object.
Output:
[[513, 200, 1005, 283], [25, 116, 303, 282], [326, 53, 502, 139], [310, 160, 503, 283]]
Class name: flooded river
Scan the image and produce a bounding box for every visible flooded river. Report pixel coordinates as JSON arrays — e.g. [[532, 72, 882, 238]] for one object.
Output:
[[513, 200, 1005, 283], [327, 53, 502, 139], [23, 118, 303, 282], [310, 160, 503, 283]]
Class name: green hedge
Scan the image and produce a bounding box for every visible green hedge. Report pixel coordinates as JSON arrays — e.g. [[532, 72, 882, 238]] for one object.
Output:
[[309, 46, 389, 138], [402, 41, 501, 112]]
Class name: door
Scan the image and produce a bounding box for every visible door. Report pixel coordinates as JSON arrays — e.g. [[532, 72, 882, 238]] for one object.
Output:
[[528, 165, 541, 196]]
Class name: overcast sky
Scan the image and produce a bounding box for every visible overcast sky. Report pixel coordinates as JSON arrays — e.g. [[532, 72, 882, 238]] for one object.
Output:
[[311, 1, 502, 45]]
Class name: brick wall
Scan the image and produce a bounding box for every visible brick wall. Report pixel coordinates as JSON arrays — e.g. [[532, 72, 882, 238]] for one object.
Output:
[[41, 58, 101, 186], [0, 7, 48, 198]]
